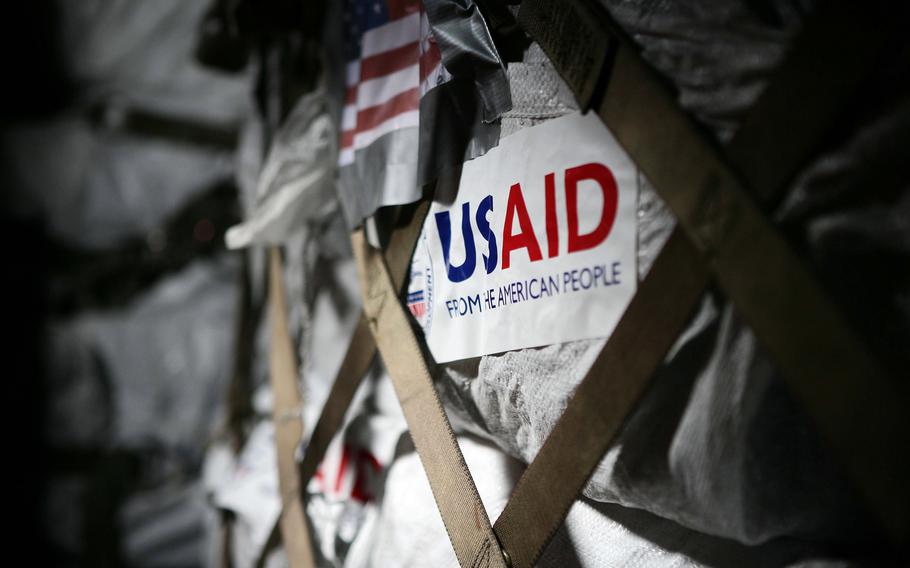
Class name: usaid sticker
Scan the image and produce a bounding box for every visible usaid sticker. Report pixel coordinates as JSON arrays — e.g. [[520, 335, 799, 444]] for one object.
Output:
[[408, 112, 638, 362]]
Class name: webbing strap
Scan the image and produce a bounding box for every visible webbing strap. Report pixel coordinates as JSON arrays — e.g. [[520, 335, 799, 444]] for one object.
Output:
[[352, 227, 508, 568], [488, 1, 909, 563], [297, 315, 373, 483], [258, 201, 433, 565], [267, 248, 316, 568], [493, 228, 705, 567], [298, 200, 432, 485]]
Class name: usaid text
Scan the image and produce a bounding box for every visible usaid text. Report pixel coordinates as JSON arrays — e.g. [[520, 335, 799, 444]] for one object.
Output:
[[434, 162, 620, 283]]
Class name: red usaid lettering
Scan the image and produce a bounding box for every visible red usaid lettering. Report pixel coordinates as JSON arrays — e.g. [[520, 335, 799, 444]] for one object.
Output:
[[435, 162, 621, 281], [566, 162, 619, 253], [502, 182, 544, 269], [544, 172, 559, 258]]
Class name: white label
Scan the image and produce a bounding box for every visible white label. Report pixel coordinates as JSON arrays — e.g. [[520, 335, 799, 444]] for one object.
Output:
[[408, 112, 638, 362]]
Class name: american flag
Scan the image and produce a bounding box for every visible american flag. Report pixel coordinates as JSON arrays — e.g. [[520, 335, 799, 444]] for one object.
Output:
[[407, 289, 426, 318], [339, 0, 449, 167]]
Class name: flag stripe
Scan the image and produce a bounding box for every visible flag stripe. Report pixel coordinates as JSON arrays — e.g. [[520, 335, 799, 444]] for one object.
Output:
[[345, 61, 361, 87], [353, 108, 419, 149], [361, 41, 420, 82], [345, 86, 358, 105], [341, 129, 355, 148], [342, 105, 358, 131], [357, 64, 419, 110], [339, 147, 355, 166], [356, 87, 420, 134], [361, 12, 420, 58], [419, 48, 442, 84], [386, 0, 421, 20]]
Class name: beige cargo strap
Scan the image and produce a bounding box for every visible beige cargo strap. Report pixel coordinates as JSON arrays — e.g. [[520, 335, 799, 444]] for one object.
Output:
[[257, 201, 432, 565], [492, 228, 707, 568], [296, 315, 372, 482], [267, 248, 317, 568], [297, 200, 432, 488], [352, 226, 508, 568], [486, 1, 909, 564]]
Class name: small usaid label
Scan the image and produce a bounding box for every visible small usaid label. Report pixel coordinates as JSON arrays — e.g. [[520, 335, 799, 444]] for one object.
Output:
[[408, 111, 638, 362]]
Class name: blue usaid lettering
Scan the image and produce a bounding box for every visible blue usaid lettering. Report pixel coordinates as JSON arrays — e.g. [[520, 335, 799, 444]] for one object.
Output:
[[434, 162, 619, 283]]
